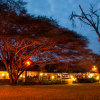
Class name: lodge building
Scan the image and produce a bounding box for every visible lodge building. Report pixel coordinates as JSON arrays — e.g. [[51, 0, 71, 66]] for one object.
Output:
[[0, 60, 100, 84]]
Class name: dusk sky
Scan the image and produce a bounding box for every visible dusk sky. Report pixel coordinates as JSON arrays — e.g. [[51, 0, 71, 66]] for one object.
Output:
[[24, 0, 100, 54]]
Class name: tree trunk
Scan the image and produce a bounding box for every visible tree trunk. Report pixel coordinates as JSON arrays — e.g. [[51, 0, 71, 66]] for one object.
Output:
[[9, 75, 18, 85]]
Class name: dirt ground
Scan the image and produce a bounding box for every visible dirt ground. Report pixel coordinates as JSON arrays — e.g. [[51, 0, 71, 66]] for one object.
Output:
[[0, 83, 100, 100]]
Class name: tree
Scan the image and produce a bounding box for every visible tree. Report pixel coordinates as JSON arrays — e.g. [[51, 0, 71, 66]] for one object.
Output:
[[45, 52, 93, 73], [0, 0, 92, 84], [70, 4, 100, 42], [0, 0, 27, 14]]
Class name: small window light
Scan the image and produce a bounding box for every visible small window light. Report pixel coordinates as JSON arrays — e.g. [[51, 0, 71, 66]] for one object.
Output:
[[40, 73, 43, 76], [51, 76, 55, 79], [45, 73, 47, 76], [6, 74, 9, 76], [2, 74, 4, 76]]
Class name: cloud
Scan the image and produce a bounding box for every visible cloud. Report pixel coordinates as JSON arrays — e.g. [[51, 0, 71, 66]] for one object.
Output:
[[97, 3, 100, 9], [23, 0, 100, 53], [48, 0, 68, 12], [24, 0, 51, 15], [68, 0, 73, 3]]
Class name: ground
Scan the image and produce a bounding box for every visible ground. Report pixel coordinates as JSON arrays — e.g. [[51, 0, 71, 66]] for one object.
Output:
[[0, 83, 100, 100]]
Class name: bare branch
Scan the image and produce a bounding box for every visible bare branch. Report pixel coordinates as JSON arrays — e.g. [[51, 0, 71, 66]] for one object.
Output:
[[14, 41, 41, 57], [70, 4, 100, 42]]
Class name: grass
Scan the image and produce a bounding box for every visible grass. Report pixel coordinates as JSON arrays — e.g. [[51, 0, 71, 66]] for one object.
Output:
[[0, 83, 100, 100]]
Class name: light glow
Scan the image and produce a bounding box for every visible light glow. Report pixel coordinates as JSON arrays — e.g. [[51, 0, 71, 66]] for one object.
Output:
[[23, 75, 25, 78], [93, 68, 96, 70], [51, 76, 55, 79], [45, 73, 47, 76], [72, 78, 76, 81], [93, 65, 96, 68], [90, 74, 93, 77], [2, 74, 4, 76], [6, 74, 9, 76], [88, 75, 91, 78], [70, 75, 73, 78], [40, 73, 43, 76], [96, 76, 99, 80], [26, 61, 31, 66]]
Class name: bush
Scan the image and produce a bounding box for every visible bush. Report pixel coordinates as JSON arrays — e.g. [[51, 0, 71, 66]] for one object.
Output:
[[56, 80, 61, 84], [77, 78, 94, 83], [73, 81, 77, 83], [0, 79, 10, 85], [61, 80, 68, 84], [17, 78, 23, 85], [38, 79, 62, 85]]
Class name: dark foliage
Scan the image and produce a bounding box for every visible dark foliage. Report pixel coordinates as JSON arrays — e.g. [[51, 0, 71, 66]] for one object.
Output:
[[0, 0, 92, 84]]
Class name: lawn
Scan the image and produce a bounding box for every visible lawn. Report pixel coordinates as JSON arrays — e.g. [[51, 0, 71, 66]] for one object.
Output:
[[0, 83, 100, 100]]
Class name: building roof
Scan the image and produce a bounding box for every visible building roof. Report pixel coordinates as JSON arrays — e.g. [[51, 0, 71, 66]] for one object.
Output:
[[25, 65, 40, 71], [0, 61, 6, 71]]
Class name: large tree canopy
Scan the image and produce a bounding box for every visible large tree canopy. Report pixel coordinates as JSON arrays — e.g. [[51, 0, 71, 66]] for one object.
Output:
[[0, 0, 92, 84]]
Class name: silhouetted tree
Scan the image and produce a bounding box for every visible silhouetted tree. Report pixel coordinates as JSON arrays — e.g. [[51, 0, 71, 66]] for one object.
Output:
[[45, 53, 93, 73], [70, 4, 100, 42], [0, 0, 92, 84]]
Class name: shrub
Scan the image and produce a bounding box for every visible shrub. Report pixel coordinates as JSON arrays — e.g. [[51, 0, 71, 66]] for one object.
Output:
[[0, 79, 10, 85], [77, 78, 94, 83], [61, 80, 68, 84], [17, 78, 23, 85]]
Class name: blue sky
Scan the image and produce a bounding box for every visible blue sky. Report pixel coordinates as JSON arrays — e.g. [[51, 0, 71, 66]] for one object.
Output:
[[24, 0, 100, 54]]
